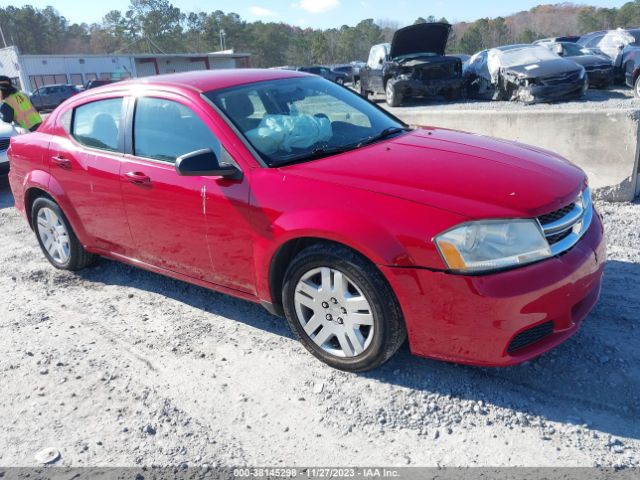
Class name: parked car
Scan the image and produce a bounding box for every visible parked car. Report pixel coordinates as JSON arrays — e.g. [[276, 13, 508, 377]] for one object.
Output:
[[464, 44, 588, 103], [85, 79, 115, 90], [359, 22, 464, 106], [0, 122, 22, 175], [536, 36, 581, 44], [8, 69, 605, 371], [331, 65, 357, 84], [537, 41, 614, 88], [578, 28, 640, 81], [30, 84, 81, 111], [296, 66, 350, 85]]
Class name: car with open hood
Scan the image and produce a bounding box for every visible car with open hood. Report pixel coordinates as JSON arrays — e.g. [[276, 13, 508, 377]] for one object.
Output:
[[464, 44, 588, 103], [359, 22, 464, 107], [8, 69, 605, 372], [537, 41, 613, 88]]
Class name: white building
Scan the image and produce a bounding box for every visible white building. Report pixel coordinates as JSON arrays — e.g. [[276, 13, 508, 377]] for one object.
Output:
[[0, 46, 251, 92]]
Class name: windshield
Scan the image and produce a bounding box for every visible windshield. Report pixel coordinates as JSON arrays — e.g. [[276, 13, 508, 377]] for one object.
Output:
[[496, 45, 559, 67], [206, 77, 406, 167]]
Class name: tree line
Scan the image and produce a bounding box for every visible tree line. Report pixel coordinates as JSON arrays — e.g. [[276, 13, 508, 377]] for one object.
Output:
[[2, 1, 640, 67]]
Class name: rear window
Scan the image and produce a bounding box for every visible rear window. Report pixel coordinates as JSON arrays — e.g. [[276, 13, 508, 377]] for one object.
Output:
[[72, 98, 123, 152]]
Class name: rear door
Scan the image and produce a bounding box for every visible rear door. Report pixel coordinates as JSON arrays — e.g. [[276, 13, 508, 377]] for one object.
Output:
[[47, 96, 134, 254], [120, 93, 254, 291]]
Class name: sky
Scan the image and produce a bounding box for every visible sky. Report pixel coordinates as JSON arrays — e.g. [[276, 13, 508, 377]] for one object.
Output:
[[0, 0, 630, 29]]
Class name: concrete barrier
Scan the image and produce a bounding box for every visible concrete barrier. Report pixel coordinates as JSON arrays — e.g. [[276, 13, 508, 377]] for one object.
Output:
[[387, 107, 640, 202]]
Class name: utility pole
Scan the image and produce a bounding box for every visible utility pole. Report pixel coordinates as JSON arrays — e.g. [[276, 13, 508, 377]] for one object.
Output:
[[219, 29, 226, 51]]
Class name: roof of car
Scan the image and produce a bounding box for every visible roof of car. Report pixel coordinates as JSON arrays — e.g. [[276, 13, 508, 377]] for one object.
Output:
[[110, 69, 309, 94]]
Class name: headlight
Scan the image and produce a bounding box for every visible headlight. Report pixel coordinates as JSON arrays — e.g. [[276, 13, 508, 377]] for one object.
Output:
[[435, 219, 551, 274]]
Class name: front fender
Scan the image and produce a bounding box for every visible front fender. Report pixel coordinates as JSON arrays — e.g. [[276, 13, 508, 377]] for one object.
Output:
[[252, 208, 413, 304]]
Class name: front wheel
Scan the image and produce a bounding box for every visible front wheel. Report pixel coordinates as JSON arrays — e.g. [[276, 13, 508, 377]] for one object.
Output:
[[634, 75, 640, 98], [385, 79, 403, 107], [282, 243, 406, 372], [32, 197, 97, 270]]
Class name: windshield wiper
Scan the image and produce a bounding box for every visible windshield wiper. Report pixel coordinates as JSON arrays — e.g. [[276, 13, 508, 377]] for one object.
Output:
[[356, 126, 411, 148], [271, 145, 358, 167]]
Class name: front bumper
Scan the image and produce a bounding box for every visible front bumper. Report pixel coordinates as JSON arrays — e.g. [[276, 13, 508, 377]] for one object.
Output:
[[523, 78, 588, 102], [381, 210, 606, 367], [586, 68, 614, 87], [0, 150, 9, 175], [394, 76, 464, 97]]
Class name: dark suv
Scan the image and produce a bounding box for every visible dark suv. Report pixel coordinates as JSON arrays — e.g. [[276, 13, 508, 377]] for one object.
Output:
[[359, 22, 464, 107], [29, 84, 80, 111]]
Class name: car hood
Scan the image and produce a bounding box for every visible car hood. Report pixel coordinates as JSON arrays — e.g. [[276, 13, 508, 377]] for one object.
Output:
[[390, 23, 451, 58], [505, 58, 582, 78], [283, 128, 585, 220]]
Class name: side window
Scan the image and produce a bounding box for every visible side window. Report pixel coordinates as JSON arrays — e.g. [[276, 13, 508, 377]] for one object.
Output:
[[72, 98, 123, 152], [134, 97, 221, 164]]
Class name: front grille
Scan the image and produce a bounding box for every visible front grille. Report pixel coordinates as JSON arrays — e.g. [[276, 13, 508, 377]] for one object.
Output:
[[508, 321, 554, 354], [545, 229, 573, 245], [538, 203, 575, 226], [0, 138, 9, 152], [537, 188, 593, 256]]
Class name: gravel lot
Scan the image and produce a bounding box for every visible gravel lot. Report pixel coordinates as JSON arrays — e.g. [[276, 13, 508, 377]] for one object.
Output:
[[0, 173, 639, 468]]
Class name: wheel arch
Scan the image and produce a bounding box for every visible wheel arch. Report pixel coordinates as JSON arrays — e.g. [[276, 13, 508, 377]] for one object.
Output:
[[268, 236, 395, 317], [23, 174, 91, 245]]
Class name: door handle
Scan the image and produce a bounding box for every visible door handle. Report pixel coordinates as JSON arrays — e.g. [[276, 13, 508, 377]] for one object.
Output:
[[124, 171, 151, 186], [51, 155, 71, 169]]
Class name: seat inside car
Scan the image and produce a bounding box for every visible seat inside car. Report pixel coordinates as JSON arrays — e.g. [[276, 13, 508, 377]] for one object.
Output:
[[222, 93, 260, 132], [91, 113, 118, 149]]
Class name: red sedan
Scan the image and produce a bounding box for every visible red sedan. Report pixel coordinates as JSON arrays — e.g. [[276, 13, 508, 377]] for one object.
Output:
[[7, 69, 605, 371]]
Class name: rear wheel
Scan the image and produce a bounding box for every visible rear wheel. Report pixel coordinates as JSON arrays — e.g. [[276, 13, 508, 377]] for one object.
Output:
[[385, 79, 403, 107], [32, 197, 97, 270], [282, 243, 406, 372], [635, 75, 640, 98]]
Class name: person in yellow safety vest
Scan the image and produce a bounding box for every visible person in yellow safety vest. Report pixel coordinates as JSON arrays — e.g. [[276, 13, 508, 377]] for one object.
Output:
[[0, 75, 42, 132]]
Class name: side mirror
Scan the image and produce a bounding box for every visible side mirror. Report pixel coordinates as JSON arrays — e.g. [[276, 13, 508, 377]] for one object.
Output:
[[175, 148, 242, 179]]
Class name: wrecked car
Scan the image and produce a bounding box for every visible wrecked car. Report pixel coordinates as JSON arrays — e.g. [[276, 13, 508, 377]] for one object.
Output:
[[537, 41, 613, 89], [578, 28, 640, 82], [359, 22, 464, 107], [463, 44, 588, 103]]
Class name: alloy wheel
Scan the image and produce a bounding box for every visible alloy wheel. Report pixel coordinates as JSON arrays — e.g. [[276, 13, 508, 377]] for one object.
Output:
[[293, 267, 375, 358], [36, 207, 71, 264]]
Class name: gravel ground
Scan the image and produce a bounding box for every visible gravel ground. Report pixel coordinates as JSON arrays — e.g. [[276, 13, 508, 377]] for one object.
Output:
[[376, 87, 640, 111], [0, 175, 639, 468]]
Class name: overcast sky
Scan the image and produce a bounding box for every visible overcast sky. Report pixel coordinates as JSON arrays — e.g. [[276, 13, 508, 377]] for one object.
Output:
[[1, 0, 629, 28]]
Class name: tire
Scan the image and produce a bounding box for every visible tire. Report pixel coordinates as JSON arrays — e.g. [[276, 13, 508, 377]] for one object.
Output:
[[634, 75, 640, 99], [385, 79, 403, 107], [359, 81, 369, 99], [282, 243, 406, 372], [31, 197, 97, 271], [336, 78, 344, 86]]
